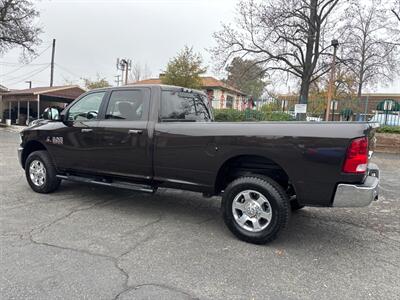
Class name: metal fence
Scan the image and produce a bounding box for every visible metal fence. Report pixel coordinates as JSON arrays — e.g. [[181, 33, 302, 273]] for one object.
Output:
[[258, 96, 400, 126]]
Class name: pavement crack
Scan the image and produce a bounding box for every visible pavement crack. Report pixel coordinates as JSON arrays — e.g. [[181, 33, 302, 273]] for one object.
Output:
[[33, 199, 114, 236], [121, 213, 163, 239], [112, 213, 164, 300], [113, 282, 198, 300], [26, 203, 164, 300], [30, 192, 138, 238]]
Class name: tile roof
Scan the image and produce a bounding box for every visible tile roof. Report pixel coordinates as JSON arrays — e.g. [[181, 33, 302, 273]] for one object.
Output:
[[200, 76, 246, 95], [134, 76, 246, 95]]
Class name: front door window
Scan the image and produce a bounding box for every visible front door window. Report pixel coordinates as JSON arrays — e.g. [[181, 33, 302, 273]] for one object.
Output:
[[67, 92, 105, 121]]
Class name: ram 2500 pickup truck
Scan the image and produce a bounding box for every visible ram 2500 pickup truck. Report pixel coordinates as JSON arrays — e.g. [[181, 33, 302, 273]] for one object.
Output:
[[18, 84, 380, 244]]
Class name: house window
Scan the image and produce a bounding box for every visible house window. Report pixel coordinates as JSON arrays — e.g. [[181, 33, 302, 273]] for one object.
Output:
[[226, 95, 234, 109]]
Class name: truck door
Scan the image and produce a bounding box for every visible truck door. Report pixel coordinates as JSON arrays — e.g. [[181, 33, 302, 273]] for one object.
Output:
[[53, 91, 106, 172], [95, 88, 152, 181], [153, 89, 215, 190]]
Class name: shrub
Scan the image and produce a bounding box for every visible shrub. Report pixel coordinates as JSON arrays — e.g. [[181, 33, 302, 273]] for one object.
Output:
[[376, 126, 400, 134], [263, 112, 295, 121], [213, 109, 295, 122], [213, 109, 245, 122], [260, 102, 281, 113]]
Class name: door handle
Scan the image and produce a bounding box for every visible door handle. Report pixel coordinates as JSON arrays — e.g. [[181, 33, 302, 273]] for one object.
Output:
[[128, 129, 143, 135], [81, 128, 93, 133]]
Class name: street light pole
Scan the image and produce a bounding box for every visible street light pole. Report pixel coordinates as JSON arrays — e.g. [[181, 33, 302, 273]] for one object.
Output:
[[325, 39, 339, 121]]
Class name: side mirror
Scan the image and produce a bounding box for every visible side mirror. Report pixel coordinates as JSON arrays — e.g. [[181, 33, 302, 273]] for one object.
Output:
[[43, 107, 61, 121]]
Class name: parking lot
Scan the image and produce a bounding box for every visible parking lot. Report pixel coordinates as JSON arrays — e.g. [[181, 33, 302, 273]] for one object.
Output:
[[1, 127, 399, 300]]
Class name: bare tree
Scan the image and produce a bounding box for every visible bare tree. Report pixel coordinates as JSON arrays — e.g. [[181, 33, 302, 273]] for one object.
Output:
[[130, 62, 152, 83], [212, 0, 340, 104], [393, 0, 400, 21], [0, 0, 42, 57], [342, 0, 400, 97]]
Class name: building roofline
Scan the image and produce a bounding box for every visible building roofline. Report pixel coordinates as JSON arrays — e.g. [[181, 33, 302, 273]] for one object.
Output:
[[3, 85, 86, 96], [133, 76, 247, 96], [33, 85, 86, 95]]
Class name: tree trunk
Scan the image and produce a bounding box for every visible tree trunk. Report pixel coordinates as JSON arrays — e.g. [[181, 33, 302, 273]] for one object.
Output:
[[357, 81, 363, 99], [299, 77, 311, 104], [298, 0, 317, 106]]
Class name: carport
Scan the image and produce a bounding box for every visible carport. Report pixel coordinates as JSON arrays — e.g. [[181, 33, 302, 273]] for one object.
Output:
[[1, 85, 85, 125]]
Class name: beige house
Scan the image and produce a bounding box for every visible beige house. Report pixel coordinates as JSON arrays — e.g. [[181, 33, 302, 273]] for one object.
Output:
[[134, 76, 248, 110]]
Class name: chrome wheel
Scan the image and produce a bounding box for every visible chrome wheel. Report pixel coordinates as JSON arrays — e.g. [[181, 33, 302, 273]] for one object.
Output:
[[232, 190, 273, 232], [29, 160, 46, 187]]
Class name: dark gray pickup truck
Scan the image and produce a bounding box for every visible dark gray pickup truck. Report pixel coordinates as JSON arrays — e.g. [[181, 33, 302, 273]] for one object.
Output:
[[18, 84, 380, 244]]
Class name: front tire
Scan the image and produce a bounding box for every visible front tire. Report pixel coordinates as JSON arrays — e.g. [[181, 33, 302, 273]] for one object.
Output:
[[222, 176, 289, 244], [25, 150, 61, 193]]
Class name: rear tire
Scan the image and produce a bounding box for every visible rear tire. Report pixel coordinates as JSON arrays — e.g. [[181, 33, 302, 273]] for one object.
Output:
[[222, 175, 289, 244], [25, 150, 61, 193]]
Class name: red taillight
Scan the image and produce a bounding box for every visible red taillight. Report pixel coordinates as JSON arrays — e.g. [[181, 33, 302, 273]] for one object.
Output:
[[343, 137, 368, 173]]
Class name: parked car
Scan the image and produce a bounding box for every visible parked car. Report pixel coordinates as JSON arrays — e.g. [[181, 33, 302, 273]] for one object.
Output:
[[18, 84, 380, 244]]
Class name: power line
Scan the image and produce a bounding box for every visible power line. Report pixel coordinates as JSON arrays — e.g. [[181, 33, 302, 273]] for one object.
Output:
[[0, 62, 48, 66], [3, 64, 51, 82], [55, 63, 81, 78], [0, 44, 52, 77], [6, 64, 50, 86]]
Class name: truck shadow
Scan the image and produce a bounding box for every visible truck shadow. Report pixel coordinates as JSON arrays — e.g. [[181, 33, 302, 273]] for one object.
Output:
[[57, 181, 379, 252]]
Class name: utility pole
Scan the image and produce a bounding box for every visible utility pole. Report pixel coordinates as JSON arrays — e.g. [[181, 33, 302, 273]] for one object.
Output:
[[325, 39, 339, 121], [114, 75, 122, 87], [124, 61, 129, 85], [50, 39, 56, 87], [25, 81, 32, 89], [116, 58, 132, 85]]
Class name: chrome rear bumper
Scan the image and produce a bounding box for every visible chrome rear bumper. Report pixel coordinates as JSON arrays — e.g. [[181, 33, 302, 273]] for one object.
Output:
[[332, 164, 379, 207]]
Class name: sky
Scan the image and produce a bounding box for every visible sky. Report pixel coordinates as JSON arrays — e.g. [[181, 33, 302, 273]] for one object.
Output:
[[0, 0, 399, 93]]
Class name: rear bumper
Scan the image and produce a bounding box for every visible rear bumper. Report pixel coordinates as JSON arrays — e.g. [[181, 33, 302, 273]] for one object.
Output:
[[332, 163, 379, 207]]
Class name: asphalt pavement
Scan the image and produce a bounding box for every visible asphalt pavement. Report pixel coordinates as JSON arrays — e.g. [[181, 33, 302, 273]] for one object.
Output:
[[1, 128, 399, 299]]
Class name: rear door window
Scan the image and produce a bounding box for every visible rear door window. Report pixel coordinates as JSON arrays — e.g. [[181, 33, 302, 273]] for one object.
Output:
[[160, 90, 211, 122]]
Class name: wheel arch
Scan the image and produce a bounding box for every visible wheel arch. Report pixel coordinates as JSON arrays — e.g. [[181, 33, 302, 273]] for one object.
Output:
[[214, 154, 295, 196], [21, 140, 48, 169]]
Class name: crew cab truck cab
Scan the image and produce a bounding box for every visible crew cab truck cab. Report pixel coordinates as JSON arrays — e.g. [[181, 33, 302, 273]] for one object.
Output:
[[18, 84, 380, 244]]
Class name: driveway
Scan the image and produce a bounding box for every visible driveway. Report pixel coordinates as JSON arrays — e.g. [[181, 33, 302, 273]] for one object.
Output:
[[1, 128, 399, 299]]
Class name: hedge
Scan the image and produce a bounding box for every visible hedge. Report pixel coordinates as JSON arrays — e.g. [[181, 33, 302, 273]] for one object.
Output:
[[213, 109, 295, 122], [376, 126, 400, 134]]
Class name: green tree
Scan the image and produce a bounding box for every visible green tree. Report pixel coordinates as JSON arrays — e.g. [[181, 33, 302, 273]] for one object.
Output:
[[161, 46, 206, 89], [0, 0, 42, 57], [82, 75, 111, 90], [225, 57, 267, 99]]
